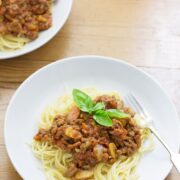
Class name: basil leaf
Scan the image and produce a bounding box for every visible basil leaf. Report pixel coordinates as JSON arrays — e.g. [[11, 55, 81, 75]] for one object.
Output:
[[92, 102, 105, 112], [107, 109, 130, 119], [93, 110, 113, 127], [73, 89, 94, 113]]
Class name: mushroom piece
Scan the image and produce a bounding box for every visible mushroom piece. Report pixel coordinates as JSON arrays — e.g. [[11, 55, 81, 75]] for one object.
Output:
[[75, 170, 93, 179], [109, 143, 117, 159], [65, 127, 82, 139]]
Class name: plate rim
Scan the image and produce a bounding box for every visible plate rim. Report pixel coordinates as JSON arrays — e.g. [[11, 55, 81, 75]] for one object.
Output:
[[4, 55, 180, 179], [0, 0, 73, 60]]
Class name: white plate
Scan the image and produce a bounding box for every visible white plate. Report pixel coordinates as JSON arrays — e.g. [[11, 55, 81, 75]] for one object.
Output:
[[0, 0, 72, 60], [5, 56, 180, 180]]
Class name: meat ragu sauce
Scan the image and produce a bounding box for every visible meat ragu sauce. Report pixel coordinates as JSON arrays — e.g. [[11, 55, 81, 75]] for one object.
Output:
[[0, 0, 52, 39], [34, 95, 141, 177]]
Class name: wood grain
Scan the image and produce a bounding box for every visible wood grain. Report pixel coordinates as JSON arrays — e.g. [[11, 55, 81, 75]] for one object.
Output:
[[0, 0, 180, 179]]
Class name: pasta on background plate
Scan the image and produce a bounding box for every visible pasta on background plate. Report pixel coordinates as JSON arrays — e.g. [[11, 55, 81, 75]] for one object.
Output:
[[0, 0, 52, 51]]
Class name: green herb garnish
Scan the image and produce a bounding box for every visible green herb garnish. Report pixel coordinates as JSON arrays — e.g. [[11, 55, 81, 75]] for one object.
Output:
[[73, 89, 94, 114], [72, 89, 129, 127], [93, 110, 113, 127], [92, 102, 105, 112], [107, 109, 130, 119]]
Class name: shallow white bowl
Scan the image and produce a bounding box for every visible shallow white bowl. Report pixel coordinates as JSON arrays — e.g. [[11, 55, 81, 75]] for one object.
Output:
[[5, 56, 180, 180], [0, 0, 72, 59]]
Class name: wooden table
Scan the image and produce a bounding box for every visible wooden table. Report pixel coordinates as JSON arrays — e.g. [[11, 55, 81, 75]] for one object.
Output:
[[0, 0, 180, 179]]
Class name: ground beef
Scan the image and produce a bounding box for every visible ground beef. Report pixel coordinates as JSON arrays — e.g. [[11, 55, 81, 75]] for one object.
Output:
[[0, 0, 52, 39], [95, 95, 118, 109], [34, 95, 141, 177]]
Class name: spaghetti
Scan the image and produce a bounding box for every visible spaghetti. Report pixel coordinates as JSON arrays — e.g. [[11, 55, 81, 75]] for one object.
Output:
[[31, 88, 154, 180], [0, 34, 29, 51]]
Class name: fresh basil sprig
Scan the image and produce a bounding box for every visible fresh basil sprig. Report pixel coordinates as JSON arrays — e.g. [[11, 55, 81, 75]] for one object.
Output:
[[93, 110, 113, 127], [73, 89, 94, 113], [72, 89, 129, 127], [92, 102, 105, 112], [107, 109, 130, 119]]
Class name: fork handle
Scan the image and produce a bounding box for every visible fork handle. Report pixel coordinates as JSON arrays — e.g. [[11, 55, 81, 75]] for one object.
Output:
[[149, 126, 173, 155], [150, 126, 180, 174]]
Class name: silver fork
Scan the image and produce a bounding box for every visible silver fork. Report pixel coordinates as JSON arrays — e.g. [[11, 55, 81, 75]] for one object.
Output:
[[124, 93, 180, 173]]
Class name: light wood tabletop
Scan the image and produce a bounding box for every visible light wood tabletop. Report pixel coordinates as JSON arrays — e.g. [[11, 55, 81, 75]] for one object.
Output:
[[0, 0, 180, 179]]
